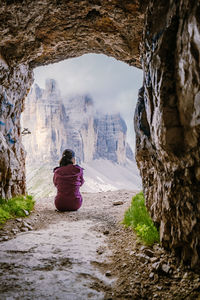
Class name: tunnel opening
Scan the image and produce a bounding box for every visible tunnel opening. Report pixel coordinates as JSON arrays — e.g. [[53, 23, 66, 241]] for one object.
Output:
[[21, 53, 143, 198]]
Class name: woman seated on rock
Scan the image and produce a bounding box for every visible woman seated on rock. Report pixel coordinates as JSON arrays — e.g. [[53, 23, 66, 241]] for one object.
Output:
[[53, 149, 84, 211]]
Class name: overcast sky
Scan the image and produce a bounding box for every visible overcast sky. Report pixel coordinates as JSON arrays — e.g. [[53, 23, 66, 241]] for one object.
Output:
[[33, 54, 143, 149]]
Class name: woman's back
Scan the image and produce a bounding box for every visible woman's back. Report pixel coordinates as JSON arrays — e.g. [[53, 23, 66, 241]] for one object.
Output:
[[53, 164, 84, 211]]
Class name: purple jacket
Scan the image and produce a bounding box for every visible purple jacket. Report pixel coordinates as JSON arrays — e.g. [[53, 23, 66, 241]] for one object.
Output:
[[53, 164, 84, 211]]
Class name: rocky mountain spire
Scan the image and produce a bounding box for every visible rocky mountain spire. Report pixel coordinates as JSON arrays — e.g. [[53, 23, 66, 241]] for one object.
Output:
[[22, 79, 133, 166]]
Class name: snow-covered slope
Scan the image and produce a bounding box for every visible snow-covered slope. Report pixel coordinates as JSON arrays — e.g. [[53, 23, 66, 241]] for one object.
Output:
[[81, 159, 141, 193], [26, 159, 141, 199]]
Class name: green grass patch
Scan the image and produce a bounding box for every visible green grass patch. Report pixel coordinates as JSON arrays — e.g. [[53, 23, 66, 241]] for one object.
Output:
[[123, 192, 159, 246], [0, 195, 35, 224]]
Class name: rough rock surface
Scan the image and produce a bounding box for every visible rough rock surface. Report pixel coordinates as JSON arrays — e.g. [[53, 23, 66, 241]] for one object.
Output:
[[22, 79, 68, 163], [0, 63, 33, 198], [22, 79, 133, 164], [94, 113, 128, 164], [0, 0, 200, 266], [0, 0, 144, 68], [134, 0, 200, 267]]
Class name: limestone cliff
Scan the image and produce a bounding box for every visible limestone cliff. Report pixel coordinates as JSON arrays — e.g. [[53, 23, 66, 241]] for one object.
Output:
[[94, 113, 128, 164], [22, 79, 133, 165], [22, 79, 67, 163]]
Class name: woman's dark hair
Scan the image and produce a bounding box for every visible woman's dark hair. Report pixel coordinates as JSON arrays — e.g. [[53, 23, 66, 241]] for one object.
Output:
[[59, 149, 75, 167]]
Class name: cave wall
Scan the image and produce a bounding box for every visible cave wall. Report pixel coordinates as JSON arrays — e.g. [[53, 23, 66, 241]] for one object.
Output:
[[135, 0, 200, 267], [0, 0, 200, 266], [0, 61, 33, 198]]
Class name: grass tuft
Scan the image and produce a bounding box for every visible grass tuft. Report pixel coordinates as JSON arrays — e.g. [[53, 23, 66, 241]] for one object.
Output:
[[0, 195, 35, 224], [123, 192, 159, 245]]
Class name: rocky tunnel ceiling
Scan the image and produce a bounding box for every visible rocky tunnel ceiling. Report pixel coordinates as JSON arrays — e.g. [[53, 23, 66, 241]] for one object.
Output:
[[0, 0, 145, 68], [0, 0, 200, 267]]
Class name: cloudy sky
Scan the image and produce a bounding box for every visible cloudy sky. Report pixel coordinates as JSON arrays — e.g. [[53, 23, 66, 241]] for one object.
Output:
[[33, 54, 143, 149]]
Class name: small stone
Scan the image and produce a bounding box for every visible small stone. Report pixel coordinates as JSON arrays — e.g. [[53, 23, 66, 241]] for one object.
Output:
[[144, 248, 154, 258], [149, 272, 154, 279], [21, 227, 28, 232], [152, 262, 161, 271], [183, 272, 188, 279], [22, 221, 33, 230], [16, 218, 22, 222], [22, 221, 29, 227], [161, 264, 170, 273], [105, 271, 112, 277], [150, 257, 159, 263], [157, 286, 162, 290], [23, 209, 29, 216], [140, 245, 147, 251], [11, 229, 18, 234], [2, 236, 9, 241], [129, 251, 135, 256], [136, 253, 150, 263], [96, 247, 104, 255], [153, 294, 158, 298], [103, 230, 109, 235], [153, 244, 163, 254], [112, 200, 124, 206]]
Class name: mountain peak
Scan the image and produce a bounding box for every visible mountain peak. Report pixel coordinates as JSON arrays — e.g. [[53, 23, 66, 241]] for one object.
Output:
[[22, 82, 133, 165], [43, 78, 61, 100], [45, 78, 58, 92]]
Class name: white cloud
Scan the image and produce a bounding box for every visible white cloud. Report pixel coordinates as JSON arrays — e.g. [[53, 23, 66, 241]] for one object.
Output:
[[33, 54, 143, 149]]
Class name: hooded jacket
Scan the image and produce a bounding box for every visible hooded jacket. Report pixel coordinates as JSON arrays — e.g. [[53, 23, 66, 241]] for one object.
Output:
[[53, 164, 84, 211]]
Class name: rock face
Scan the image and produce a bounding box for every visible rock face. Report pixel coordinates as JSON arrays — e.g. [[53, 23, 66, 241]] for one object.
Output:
[[22, 79, 132, 165], [0, 0, 200, 266], [93, 114, 128, 164], [22, 79, 68, 163], [0, 63, 33, 199], [134, 0, 200, 267], [63, 94, 96, 164], [0, 0, 144, 68]]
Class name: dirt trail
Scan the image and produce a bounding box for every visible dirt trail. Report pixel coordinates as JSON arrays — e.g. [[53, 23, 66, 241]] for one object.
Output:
[[0, 190, 200, 300]]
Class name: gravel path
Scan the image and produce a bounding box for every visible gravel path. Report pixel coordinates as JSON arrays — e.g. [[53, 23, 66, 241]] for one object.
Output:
[[0, 190, 199, 300], [0, 190, 136, 300]]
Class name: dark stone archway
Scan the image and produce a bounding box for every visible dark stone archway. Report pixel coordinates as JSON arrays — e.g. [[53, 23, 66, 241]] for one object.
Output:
[[0, 0, 200, 267]]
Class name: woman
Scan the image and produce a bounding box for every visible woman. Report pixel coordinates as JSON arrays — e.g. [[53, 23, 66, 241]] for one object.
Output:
[[53, 149, 84, 211]]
